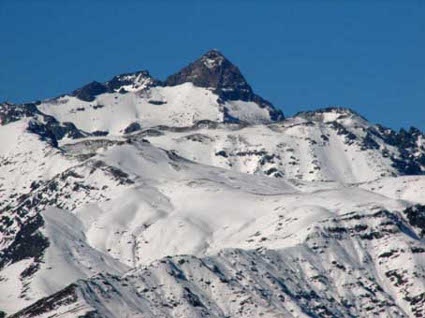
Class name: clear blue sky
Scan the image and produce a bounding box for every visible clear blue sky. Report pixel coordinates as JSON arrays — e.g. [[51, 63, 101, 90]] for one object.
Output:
[[1, 1, 425, 130]]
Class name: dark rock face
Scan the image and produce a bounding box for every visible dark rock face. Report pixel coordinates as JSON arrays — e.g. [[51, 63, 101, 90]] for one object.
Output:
[[47, 121, 85, 140], [91, 130, 109, 137], [27, 116, 86, 147], [71, 81, 109, 102], [9, 284, 79, 318], [165, 50, 252, 98], [27, 119, 60, 147], [403, 205, 425, 237], [373, 125, 425, 175], [0, 214, 49, 270], [165, 49, 284, 121], [124, 122, 142, 134], [0, 102, 39, 125], [0, 102, 86, 146], [381, 126, 421, 150]]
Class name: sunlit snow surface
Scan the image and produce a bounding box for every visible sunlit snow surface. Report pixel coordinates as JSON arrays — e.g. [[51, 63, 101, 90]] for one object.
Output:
[[1, 99, 425, 317]]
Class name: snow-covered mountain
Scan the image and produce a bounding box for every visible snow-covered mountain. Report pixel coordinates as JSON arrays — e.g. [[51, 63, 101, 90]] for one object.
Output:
[[24, 50, 283, 137], [1, 50, 425, 318]]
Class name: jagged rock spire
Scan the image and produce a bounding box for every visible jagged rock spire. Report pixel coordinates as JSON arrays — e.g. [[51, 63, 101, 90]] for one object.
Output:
[[165, 49, 252, 98], [165, 49, 284, 121]]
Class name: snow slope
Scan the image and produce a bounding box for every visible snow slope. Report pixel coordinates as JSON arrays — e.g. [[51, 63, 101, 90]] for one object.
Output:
[[3, 130, 425, 317], [37, 83, 225, 134], [0, 208, 127, 314]]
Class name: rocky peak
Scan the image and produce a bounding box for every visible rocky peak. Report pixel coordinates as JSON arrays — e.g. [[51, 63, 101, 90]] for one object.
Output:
[[71, 70, 158, 102], [71, 81, 109, 102], [106, 70, 159, 92], [165, 49, 284, 121], [165, 49, 251, 96]]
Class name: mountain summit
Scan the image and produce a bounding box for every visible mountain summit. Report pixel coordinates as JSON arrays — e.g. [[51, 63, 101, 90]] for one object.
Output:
[[165, 49, 252, 96], [165, 50, 284, 120]]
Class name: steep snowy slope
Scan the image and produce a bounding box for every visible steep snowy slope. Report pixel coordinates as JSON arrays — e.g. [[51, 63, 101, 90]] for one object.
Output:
[[10, 205, 425, 318], [0, 208, 128, 314], [0, 124, 136, 313]]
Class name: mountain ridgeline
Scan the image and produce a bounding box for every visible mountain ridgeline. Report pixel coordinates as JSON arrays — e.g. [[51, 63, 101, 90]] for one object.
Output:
[[1, 50, 425, 318]]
